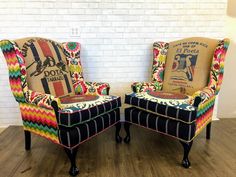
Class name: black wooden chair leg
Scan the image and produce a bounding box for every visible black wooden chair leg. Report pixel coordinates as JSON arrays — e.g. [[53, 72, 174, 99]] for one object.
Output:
[[64, 147, 79, 176], [115, 122, 122, 143], [24, 130, 31, 150], [206, 122, 211, 139], [124, 122, 131, 143], [179, 141, 193, 168]]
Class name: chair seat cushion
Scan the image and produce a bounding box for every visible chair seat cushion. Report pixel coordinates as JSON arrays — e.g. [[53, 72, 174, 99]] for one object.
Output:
[[125, 91, 197, 124], [58, 94, 121, 127]]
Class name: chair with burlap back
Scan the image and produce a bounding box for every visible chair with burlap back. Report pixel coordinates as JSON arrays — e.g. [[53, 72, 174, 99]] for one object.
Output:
[[123, 37, 230, 168], [0, 37, 122, 176]]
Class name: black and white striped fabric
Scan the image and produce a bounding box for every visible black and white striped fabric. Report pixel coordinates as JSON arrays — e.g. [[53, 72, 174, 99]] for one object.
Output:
[[125, 107, 196, 142], [58, 97, 121, 127], [58, 108, 120, 148], [125, 94, 197, 124]]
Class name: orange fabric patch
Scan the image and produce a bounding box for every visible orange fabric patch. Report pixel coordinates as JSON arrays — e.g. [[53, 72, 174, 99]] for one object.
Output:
[[37, 40, 53, 57], [53, 81, 64, 97]]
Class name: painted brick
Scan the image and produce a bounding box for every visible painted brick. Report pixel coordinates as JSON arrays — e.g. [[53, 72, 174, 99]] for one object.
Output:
[[0, 0, 227, 126]]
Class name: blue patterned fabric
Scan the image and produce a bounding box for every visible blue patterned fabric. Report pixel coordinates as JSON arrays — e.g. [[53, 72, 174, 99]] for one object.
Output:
[[59, 95, 121, 127], [59, 108, 120, 148], [125, 92, 197, 124], [125, 107, 196, 142]]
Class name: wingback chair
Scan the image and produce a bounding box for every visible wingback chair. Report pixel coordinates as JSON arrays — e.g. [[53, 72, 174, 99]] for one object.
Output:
[[123, 37, 230, 168], [0, 37, 122, 176]]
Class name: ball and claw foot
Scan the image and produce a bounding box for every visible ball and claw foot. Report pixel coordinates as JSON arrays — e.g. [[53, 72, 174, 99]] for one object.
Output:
[[64, 147, 79, 176], [182, 158, 191, 168], [124, 135, 130, 144], [179, 140, 193, 169], [116, 135, 122, 143], [115, 122, 122, 143], [69, 166, 79, 176], [124, 122, 131, 144]]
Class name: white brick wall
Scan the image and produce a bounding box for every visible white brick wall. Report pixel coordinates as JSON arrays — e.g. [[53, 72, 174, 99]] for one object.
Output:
[[0, 0, 227, 126]]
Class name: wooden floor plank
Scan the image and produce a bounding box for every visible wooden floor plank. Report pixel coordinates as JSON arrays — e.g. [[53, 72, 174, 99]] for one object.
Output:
[[0, 119, 236, 177]]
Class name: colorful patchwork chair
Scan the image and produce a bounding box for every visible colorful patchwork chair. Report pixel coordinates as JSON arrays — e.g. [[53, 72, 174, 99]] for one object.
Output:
[[123, 37, 230, 168], [0, 37, 122, 176]]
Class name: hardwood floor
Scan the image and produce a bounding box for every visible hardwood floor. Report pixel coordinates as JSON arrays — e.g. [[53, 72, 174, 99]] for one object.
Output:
[[0, 119, 235, 177]]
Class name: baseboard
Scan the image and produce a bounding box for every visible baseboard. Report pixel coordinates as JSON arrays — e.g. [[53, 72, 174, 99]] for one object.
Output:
[[0, 125, 9, 129], [212, 117, 219, 121]]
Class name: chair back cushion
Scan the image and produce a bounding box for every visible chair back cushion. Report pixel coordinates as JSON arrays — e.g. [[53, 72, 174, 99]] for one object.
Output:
[[15, 37, 74, 97], [162, 37, 218, 95]]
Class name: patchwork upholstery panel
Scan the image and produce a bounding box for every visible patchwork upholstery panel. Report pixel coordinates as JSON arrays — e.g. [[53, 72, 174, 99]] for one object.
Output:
[[58, 95, 121, 127], [19, 102, 59, 144], [58, 108, 120, 148], [130, 41, 169, 94], [195, 96, 215, 135], [131, 81, 162, 93], [163, 37, 218, 95], [125, 107, 196, 142], [125, 91, 197, 123], [0, 40, 61, 109], [62, 42, 83, 87], [62, 42, 110, 95], [0, 40, 27, 102], [74, 81, 110, 95], [152, 42, 169, 84], [211, 39, 230, 95], [15, 37, 74, 97]]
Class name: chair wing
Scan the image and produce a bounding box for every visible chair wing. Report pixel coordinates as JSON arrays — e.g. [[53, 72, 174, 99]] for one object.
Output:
[[131, 81, 162, 93], [62, 42, 110, 95], [152, 41, 169, 83], [0, 39, 61, 109], [0, 40, 26, 102], [191, 38, 230, 104], [131, 41, 169, 93]]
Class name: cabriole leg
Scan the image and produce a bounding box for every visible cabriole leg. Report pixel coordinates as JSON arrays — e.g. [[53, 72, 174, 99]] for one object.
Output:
[[124, 122, 131, 143], [64, 147, 79, 176], [179, 141, 193, 168], [115, 122, 122, 143], [206, 122, 211, 139], [24, 130, 31, 150]]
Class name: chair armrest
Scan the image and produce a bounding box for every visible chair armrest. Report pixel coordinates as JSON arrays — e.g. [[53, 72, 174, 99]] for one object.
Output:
[[74, 81, 110, 95], [24, 90, 61, 110], [131, 81, 162, 93], [190, 87, 215, 105]]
